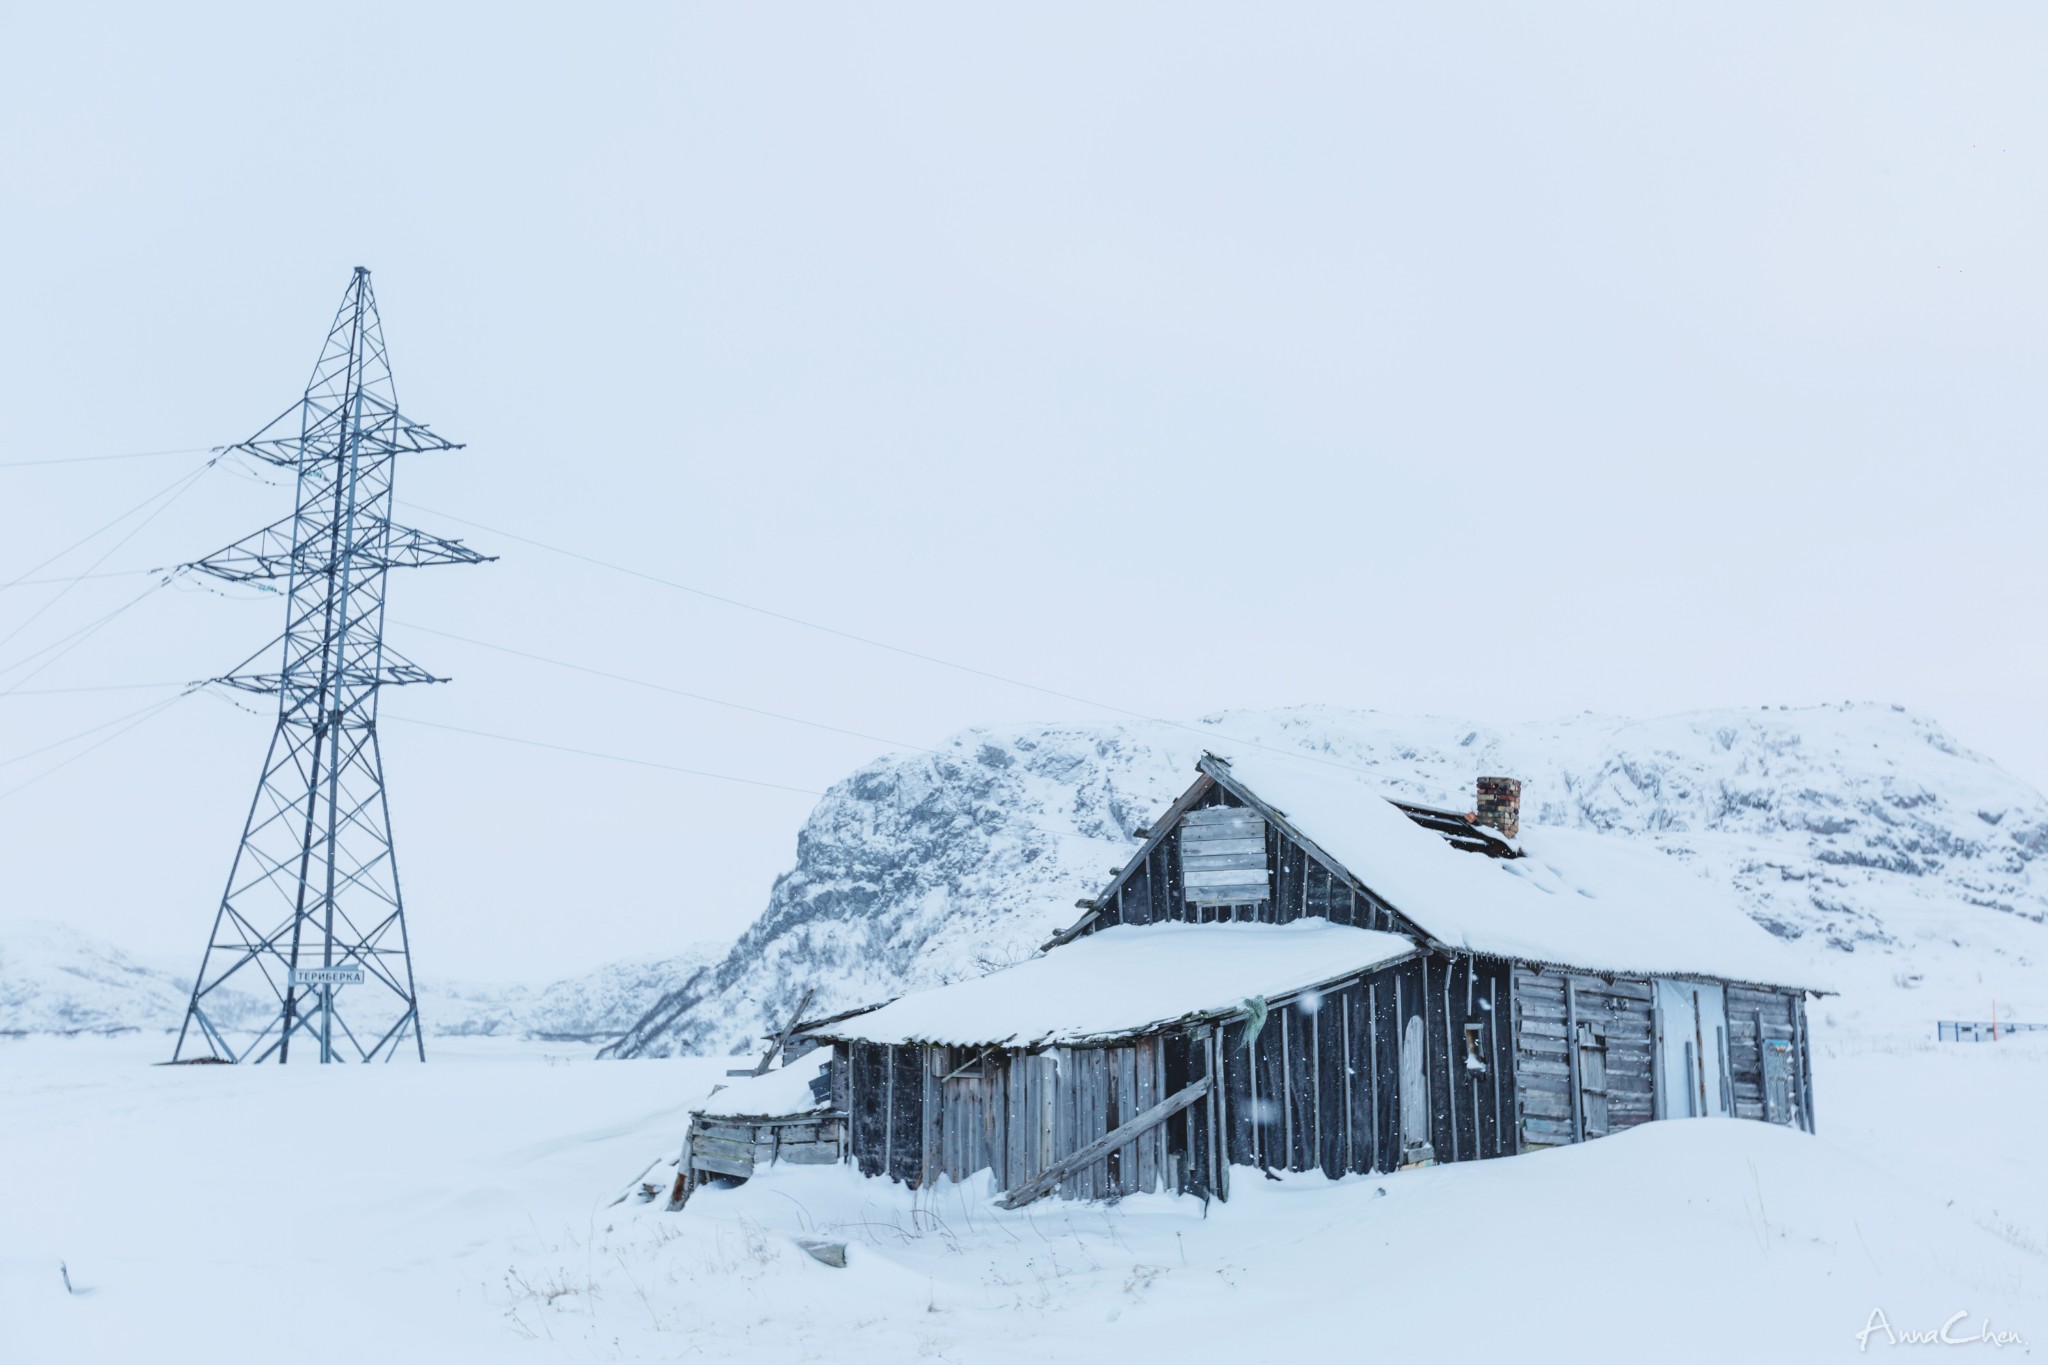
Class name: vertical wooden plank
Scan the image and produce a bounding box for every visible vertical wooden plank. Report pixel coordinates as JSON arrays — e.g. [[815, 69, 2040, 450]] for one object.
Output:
[[1076, 1050, 1094, 1198], [1073, 1047, 1090, 1200], [1135, 1040, 1156, 1193], [1156, 1040, 1171, 1191], [1340, 991, 1355, 1174], [1390, 970, 1404, 1170], [1488, 971, 1503, 1159], [1008, 1056, 1024, 1187], [1362, 977, 1379, 1173], [881, 1044, 895, 1181], [848, 1042, 864, 1175], [1565, 979, 1585, 1145], [1792, 993, 1817, 1133], [1236, 1019, 1253, 1170], [1210, 1030, 1229, 1201], [1095, 1049, 1113, 1197], [1035, 1054, 1046, 1183], [1296, 1001, 1320, 1172], [925, 1048, 942, 1186], [1126, 1044, 1143, 1191], [1442, 958, 1463, 1164], [1509, 967, 1524, 1154], [1278, 1007, 1296, 1169], [1054, 1049, 1072, 1200], [1317, 992, 1342, 1178], [997, 1054, 1011, 1185]]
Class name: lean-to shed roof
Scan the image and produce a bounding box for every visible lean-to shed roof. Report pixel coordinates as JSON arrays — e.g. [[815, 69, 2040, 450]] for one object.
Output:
[[691, 1048, 832, 1120], [806, 920, 1418, 1049]]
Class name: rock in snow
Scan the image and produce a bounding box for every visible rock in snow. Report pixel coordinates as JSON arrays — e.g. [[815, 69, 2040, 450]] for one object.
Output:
[[605, 702, 2048, 1058]]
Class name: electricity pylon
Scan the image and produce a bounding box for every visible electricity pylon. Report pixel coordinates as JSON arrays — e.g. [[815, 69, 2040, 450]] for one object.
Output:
[[173, 268, 489, 1064]]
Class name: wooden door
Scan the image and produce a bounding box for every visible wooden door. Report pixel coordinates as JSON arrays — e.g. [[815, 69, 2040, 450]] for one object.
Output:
[[1574, 1019, 1609, 1138], [1399, 1014, 1431, 1162], [1654, 980, 1732, 1119]]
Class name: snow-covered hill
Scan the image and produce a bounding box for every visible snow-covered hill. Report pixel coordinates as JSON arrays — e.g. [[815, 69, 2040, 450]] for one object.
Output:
[[422, 945, 725, 1043], [0, 919, 721, 1045], [607, 703, 2048, 1058], [0, 921, 216, 1038]]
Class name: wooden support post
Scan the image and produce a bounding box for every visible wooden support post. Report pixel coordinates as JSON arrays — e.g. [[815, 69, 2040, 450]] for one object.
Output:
[[750, 986, 816, 1077], [1792, 993, 1816, 1133], [1565, 979, 1585, 1145]]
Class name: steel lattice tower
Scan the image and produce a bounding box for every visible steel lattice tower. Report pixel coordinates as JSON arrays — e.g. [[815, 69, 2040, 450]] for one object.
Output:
[[173, 268, 489, 1064]]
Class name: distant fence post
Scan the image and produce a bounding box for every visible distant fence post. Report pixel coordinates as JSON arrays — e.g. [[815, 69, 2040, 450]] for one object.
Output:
[[1937, 1020, 2044, 1043]]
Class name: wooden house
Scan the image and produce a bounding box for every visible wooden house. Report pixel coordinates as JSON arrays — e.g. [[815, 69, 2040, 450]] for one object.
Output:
[[764, 749, 1821, 1209]]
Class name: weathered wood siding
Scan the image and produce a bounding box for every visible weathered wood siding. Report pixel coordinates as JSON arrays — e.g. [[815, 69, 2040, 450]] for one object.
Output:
[[834, 960, 1810, 1200], [688, 1115, 845, 1181], [842, 1040, 931, 1183], [1511, 966, 1656, 1148], [1726, 985, 1816, 1132], [1512, 968, 1816, 1147], [841, 952, 1512, 1202], [1079, 783, 1420, 937]]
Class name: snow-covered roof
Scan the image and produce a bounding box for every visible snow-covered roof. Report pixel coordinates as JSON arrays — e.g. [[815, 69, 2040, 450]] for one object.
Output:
[[692, 1049, 831, 1119], [809, 921, 1418, 1048], [1204, 748, 1820, 991]]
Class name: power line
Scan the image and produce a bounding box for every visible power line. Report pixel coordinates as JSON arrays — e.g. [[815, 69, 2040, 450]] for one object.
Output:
[[0, 580, 174, 695], [0, 681, 189, 697], [0, 568, 164, 592], [0, 691, 193, 771], [395, 501, 1396, 783], [0, 462, 207, 659], [0, 692, 190, 805], [0, 455, 214, 593], [0, 444, 217, 470], [399, 499, 1147, 720], [396, 620, 937, 754], [381, 714, 827, 796]]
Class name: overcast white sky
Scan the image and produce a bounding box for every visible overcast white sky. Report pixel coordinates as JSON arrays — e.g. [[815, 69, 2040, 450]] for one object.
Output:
[[1, 4, 2043, 981]]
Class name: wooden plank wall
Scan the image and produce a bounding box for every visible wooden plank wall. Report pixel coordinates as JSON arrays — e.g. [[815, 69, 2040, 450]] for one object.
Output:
[[837, 955, 1529, 1201], [841, 1041, 932, 1184], [835, 969, 1816, 1197], [1726, 985, 1814, 1132], [1204, 955, 1514, 1179], [688, 1116, 845, 1183], [1511, 966, 1655, 1148], [1079, 787, 1415, 938]]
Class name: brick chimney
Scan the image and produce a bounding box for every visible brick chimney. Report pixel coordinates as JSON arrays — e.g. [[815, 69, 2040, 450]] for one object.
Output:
[[1474, 776, 1521, 839]]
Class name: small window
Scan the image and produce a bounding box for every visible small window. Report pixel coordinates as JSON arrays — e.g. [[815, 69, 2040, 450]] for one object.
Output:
[[1462, 1023, 1487, 1074]]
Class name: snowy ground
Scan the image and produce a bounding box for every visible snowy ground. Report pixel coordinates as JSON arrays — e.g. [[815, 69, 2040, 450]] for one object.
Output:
[[2, 1024, 2042, 1363]]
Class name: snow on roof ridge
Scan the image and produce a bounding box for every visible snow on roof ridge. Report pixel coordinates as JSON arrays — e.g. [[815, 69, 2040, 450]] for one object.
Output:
[[1200, 746, 1823, 993]]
